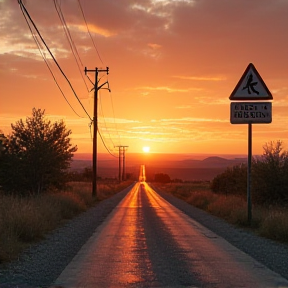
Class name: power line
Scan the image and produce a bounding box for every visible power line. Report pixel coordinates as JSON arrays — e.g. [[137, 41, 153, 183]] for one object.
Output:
[[18, 0, 92, 122], [53, 0, 89, 92], [19, 0, 121, 163], [108, 85, 121, 146], [77, 0, 105, 65], [20, 4, 84, 119], [98, 89, 116, 149], [96, 78, 121, 149], [98, 128, 117, 158]]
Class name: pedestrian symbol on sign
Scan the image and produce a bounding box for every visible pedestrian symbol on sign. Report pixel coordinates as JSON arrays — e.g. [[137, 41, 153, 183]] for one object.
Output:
[[229, 63, 273, 100], [242, 73, 259, 95]]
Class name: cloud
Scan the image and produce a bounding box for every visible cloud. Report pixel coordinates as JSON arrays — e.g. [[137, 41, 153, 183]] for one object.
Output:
[[135, 86, 201, 93], [1, 0, 287, 155], [175, 105, 192, 109], [172, 75, 226, 81], [99, 117, 141, 124], [158, 117, 227, 124], [78, 24, 116, 38], [194, 96, 227, 105], [148, 43, 162, 50]]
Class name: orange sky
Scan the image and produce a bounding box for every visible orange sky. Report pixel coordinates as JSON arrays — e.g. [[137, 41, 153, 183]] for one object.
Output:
[[1, 0, 287, 157]]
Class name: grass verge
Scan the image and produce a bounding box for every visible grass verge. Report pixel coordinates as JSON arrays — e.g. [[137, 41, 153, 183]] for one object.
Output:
[[154, 182, 288, 244], [0, 180, 133, 263]]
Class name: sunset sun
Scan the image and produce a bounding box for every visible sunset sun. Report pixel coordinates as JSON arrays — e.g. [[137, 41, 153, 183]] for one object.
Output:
[[142, 146, 150, 153]]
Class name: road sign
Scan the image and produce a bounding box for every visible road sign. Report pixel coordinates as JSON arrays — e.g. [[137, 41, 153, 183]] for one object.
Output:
[[229, 63, 273, 100], [230, 102, 272, 124]]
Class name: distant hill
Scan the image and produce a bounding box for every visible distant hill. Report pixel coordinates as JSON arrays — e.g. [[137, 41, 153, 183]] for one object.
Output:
[[70, 153, 247, 181], [180, 156, 246, 168]]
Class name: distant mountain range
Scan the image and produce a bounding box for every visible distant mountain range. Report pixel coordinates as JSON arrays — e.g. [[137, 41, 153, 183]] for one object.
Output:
[[179, 156, 246, 168], [70, 154, 247, 181]]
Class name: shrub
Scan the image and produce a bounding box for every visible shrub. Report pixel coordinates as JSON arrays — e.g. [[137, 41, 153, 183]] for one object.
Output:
[[211, 140, 288, 206], [211, 164, 247, 197], [252, 141, 288, 205], [154, 173, 171, 183]]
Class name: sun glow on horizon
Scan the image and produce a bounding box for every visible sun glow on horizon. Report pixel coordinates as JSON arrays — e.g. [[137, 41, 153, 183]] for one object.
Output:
[[142, 146, 150, 153]]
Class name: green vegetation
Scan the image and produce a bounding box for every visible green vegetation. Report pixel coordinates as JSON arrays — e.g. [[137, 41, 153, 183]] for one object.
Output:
[[0, 181, 133, 263], [211, 140, 288, 205], [0, 108, 134, 263], [0, 108, 77, 196]]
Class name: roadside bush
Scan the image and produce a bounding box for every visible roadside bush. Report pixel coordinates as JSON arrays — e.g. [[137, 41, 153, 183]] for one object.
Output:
[[210, 164, 247, 197], [154, 173, 171, 183], [252, 141, 288, 205], [211, 140, 288, 206]]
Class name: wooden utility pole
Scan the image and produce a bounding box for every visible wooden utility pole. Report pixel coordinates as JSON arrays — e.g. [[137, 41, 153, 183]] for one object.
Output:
[[117, 146, 121, 183], [84, 67, 109, 198], [122, 146, 128, 181], [115, 145, 128, 182]]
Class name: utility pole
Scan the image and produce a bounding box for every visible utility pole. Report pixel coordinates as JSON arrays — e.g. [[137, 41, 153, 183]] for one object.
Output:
[[122, 146, 128, 181], [115, 145, 128, 182], [84, 67, 109, 198], [117, 146, 121, 183]]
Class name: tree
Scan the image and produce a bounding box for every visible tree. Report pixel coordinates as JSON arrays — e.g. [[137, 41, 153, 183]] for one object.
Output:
[[252, 140, 288, 204], [0, 108, 77, 195], [0, 131, 7, 157], [154, 173, 171, 183], [211, 164, 247, 197]]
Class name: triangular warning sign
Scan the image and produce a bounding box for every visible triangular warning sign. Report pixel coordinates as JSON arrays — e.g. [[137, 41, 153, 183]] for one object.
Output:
[[229, 63, 273, 100]]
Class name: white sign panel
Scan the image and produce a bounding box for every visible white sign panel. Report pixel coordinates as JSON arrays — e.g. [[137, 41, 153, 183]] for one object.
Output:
[[230, 102, 272, 124]]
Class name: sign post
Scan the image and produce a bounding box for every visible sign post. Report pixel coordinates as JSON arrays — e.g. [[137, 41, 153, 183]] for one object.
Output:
[[247, 122, 252, 224], [229, 63, 273, 225]]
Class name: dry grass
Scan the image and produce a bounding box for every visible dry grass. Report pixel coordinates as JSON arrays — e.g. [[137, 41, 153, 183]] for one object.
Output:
[[187, 190, 218, 210], [156, 182, 210, 201], [258, 208, 288, 242], [0, 180, 133, 263], [157, 181, 288, 244]]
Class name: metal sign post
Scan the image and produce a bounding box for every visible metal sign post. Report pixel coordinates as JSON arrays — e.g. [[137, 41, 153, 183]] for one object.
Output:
[[229, 63, 273, 225], [247, 123, 252, 224]]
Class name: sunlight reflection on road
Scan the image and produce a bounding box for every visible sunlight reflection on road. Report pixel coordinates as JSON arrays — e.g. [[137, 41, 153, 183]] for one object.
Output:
[[54, 182, 288, 288], [54, 182, 156, 287]]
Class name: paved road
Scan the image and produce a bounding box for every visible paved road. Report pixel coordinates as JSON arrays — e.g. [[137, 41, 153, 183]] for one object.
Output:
[[54, 182, 288, 288]]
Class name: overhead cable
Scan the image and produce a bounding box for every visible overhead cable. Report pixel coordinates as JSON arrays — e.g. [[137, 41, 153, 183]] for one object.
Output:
[[98, 90, 115, 149], [19, 4, 84, 118], [53, 0, 89, 92], [77, 0, 105, 65], [98, 128, 117, 158], [108, 82, 121, 146], [18, 0, 92, 122]]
